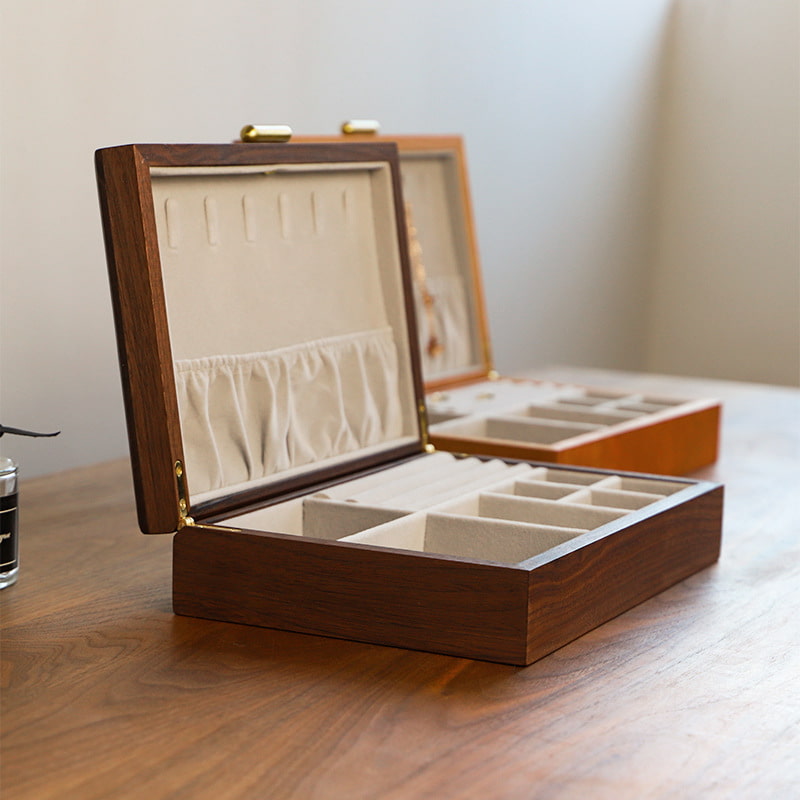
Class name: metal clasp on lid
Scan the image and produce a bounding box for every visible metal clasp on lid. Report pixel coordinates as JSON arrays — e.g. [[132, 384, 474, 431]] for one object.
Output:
[[341, 119, 381, 135], [240, 124, 293, 143], [175, 461, 195, 529]]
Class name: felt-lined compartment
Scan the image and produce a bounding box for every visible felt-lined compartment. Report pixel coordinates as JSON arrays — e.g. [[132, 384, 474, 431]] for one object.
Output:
[[222, 451, 691, 565], [150, 162, 420, 504], [427, 379, 698, 448]]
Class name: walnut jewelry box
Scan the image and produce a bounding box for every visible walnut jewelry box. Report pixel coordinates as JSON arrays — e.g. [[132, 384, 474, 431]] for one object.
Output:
[[297, 124, 721, 476], [96, 137, 723, 665]]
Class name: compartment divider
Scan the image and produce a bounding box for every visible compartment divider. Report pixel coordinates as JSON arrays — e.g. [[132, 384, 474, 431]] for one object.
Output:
[[599, 475, 691, 495], [539, 468, 606, 486], [478, 492, 626, 528], [616, 402, 674, 413], [584, 488, 666, 509], [520, 403, 642, 425], [302, 497, 408, 540], [505, 478, 583, 500], [424, 513, 586, 564]]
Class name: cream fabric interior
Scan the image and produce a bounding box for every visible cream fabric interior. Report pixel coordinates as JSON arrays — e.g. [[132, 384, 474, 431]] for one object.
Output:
[[399, 152, 483, 379], [427, 378, 691, 447], [174, 328, 403, 498], [150, 162, 419, 502], [225, 452, 690, 566]]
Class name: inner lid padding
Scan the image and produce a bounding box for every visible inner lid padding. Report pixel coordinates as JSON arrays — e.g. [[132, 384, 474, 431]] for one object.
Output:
[[150, 162, 419, 502], [400, 152, 483, 379]]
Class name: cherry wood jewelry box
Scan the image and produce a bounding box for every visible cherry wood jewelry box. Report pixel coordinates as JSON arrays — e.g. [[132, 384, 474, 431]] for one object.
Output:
[[96, 139, 723, 665], [297, 126, 721, 476]]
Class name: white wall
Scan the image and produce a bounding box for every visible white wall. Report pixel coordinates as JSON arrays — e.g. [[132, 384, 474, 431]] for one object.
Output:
[[646, 0, 800, 386], [1, 0, 795, 479]]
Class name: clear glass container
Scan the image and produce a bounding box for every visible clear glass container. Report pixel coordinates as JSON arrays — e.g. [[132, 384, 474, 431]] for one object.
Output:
[[0, 456, 19, 589]]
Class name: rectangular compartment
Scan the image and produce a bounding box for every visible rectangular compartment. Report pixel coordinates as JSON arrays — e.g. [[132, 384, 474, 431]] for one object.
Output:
[[433, 414, 604, 445]]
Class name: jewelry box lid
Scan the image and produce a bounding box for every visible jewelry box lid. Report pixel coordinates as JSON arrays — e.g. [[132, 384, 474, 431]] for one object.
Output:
[[390, 135, 494, 389], [295, 131, 494, 390], [96, 142, 427, 534]]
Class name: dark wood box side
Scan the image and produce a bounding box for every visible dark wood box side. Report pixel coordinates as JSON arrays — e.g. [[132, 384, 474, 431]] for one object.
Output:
[[524, 484, 724, 664], [173, 528, 531, 665]]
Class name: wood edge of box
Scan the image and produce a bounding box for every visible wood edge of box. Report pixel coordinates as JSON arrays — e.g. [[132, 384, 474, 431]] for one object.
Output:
[[430, 400, 721, 476], [172, 525, 531, 665], [523, 483, 724, 664]]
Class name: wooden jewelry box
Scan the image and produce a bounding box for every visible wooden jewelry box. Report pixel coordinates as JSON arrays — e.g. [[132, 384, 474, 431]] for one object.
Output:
[[297, 128, 721, 476], [96, 140, 723, 665]]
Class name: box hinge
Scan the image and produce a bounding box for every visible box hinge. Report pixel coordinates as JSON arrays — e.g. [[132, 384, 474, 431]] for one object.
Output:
[[419, 402, 435, 453], [175, 460, 195, 529], [240, 124, 293, 143]]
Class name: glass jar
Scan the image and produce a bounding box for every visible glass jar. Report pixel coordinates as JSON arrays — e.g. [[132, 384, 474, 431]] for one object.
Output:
[[0, 457, 19, 589]]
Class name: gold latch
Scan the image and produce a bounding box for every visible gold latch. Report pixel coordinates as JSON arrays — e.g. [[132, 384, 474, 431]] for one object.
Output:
[[240, 124, 293, 143], [341, 119, 381, 135], [175, 460, 195, 529]]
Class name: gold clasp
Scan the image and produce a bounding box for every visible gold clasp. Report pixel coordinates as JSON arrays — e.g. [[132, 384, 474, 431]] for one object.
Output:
[[341, 119, 381, 135], [240, 124, 293, 143]]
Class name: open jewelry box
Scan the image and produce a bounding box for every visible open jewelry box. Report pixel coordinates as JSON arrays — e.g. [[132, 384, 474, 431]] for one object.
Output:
[[297, 129, 721, 476], [96, 140, 723, 665]]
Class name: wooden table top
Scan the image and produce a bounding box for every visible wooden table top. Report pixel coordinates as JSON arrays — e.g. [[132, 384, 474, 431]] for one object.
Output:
[[2, 367, 799, 799]]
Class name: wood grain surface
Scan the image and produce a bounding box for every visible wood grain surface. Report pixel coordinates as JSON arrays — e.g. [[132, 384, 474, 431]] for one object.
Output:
[[2, 368, 799, 799]]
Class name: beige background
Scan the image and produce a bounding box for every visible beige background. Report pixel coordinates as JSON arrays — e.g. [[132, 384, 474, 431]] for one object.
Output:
[[1, 0, 798, 477]]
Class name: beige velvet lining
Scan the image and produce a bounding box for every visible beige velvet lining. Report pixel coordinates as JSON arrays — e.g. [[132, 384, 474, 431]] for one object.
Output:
[[222, 451, 690, 565], [413, 274, 474, 375], [174, 328, 404, 496], [400, 152, 482, 379], [428, 379, 692, 447], [150, 161, 419, 503]]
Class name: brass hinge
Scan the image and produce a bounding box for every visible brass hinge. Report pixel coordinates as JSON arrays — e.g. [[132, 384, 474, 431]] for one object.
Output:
[[175, 460, 195, 529], [419, 402, 436, 454]]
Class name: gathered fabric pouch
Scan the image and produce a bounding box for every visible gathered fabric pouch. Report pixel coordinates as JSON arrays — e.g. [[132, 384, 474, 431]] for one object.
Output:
[[175, 327, 403, 496]]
